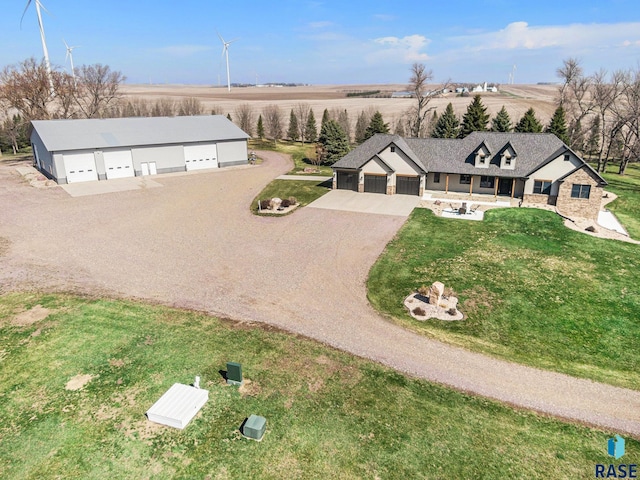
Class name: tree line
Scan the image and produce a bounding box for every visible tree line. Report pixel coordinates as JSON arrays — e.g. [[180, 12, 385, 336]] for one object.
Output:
[[2, 57, 638, 174]]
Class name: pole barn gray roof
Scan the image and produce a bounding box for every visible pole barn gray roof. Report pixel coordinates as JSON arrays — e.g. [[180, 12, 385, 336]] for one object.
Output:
[[31, 115, 250, 152]]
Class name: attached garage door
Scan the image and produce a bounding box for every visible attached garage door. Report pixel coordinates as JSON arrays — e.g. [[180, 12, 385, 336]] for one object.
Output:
[[336, 171, 358, 191], [104, 149, 134, 179], [396, 176, 420, 195], [364, 174, 387, 194], [63, 152, 98, 183], [184, 144, 218, 171]]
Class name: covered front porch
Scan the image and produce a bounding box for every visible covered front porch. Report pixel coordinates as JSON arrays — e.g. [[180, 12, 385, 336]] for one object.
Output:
[[425, 172, 524, 202]]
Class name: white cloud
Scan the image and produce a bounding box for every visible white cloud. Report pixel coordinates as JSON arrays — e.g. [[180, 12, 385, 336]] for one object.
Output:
[[367, 34, 430, 64], [155, 45, 213, 57], [308, 21, 333, 29], [373, 14, 396, 21], [449, 21, 640, 52]]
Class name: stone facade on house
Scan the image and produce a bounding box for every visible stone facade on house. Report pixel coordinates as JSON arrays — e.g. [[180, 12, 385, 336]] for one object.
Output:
[[555, 167, 603, 219]]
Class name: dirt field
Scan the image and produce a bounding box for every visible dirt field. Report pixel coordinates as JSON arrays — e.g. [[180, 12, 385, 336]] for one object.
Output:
[[1, 154, 639, 436], [120, 83, 559, 131]]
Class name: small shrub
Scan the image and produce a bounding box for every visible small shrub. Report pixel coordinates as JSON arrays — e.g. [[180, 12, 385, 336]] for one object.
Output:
[[281, 199, 291, 208], [417, 285, 430, 296], [443, 287, 455, 298], [446, 308, 457, 316], [412, 307, 426, 316], [288, 196, 297, 205], [259, 199, 271, 210]]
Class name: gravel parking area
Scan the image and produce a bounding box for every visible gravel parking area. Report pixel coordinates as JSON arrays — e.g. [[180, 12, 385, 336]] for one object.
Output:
[[1, 152, 639, 437]]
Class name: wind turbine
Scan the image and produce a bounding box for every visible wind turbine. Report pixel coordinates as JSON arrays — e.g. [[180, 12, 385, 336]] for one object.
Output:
[[21, 0, 55, 96], [217, 31, 238, 92], [63, 39, 79, 86], [511, 64, 517, 85]]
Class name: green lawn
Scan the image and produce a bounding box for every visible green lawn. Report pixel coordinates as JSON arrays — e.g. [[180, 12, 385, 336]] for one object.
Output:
[[249, 139, 333, 176], [601, 163, 640, 240], [250, 179, 331, 215], [1, 293, 635, 479], [368, 207, 640, 390]]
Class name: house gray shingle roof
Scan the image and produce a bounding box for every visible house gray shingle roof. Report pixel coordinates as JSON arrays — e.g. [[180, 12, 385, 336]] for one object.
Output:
[[31, 115, 250, 152], [333, 131, 577, 179]]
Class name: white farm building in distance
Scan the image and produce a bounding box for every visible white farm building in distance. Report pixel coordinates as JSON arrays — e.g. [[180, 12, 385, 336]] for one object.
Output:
[[30, 115, 250, 184]]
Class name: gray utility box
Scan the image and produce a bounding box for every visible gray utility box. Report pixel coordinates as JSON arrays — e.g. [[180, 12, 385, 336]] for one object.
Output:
[[242, 414, 266, 441], [226, 362, 243, 385]]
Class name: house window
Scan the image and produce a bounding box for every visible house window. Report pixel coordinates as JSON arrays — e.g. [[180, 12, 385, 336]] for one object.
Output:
[[478, 156, 485, 164], [564, 154, 570, 161], [533, 180, 552, 195], [505, 157, 511, 166], [460, 174, 471, 184], [433, 172, 440, 183], [390, 146, 396, 153], [480, 176, 495, 188], [571, 184, 591, 199]]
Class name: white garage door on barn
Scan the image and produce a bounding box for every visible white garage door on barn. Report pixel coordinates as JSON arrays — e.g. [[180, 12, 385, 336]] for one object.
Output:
[[63, 152, 98, 183], [103, 149, 134, 179], [184, 144, 218, 171]]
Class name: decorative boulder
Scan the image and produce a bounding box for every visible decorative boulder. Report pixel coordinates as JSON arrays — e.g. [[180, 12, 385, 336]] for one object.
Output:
[[270, 197, 282, 210], [428, 281, 444, 306]]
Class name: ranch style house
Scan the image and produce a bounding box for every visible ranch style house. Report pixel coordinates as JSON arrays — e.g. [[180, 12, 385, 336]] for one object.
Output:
[[332, 132, 607, 220], [30, 115, 250, 184]]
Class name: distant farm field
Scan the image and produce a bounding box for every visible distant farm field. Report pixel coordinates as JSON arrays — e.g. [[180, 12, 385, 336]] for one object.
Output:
[[120, 83, 559, 133]]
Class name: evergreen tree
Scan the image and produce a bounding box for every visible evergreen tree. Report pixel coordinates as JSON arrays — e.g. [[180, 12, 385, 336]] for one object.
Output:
[[545, 105, 569, 144], [287, 109, 299, 141], [364, 111, 390, 140], [432, 103, 460, 138], [318, 120, 350, 164], [355, 111, 368, 144], [491, 106, 512, 132], [514, 108, 543, 133], [321, 108, 330, 131], [256, 114, 265, 139], [460, 95, 489, 137], [305, 109, 317, 142]]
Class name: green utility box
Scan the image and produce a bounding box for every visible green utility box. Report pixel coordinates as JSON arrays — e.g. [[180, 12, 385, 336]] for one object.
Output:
[[226, 362, 243, 386], [242, 414, 266, 441]]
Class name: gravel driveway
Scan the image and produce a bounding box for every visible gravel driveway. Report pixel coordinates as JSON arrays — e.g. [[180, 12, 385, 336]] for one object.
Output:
[[1, 151, 639, 437]]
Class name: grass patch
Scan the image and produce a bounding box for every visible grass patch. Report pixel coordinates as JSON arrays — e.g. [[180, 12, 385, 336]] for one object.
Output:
[[368, 207, 640, 389], [250, 179, 331, 215], [248, 140, 333, 216], [1, 292, 636, 479], [601, 163, 640, 240], [249, 139, 333, 176]]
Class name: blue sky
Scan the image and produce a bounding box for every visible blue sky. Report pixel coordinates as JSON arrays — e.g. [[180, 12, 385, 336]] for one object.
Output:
[[4, 0, 640, 85]]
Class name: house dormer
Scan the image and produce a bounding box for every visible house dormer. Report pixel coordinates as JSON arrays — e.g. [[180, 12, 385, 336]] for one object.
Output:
[[499, 142, 517, 170], [474, 141, 491, 168]]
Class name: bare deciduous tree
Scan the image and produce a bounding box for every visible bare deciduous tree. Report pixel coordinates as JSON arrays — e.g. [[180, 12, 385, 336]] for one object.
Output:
[[75, 64, 125, 118], [263, 104, 283, 144], [0, 58, 56, 120], [234, 103, 254, 136], [406, 63, 449, 138], [592, 69, 626, 172], [178, 97, 203, 116], [152, 98, 176, 117], [294, 103, 311, 143], [556, 58, 595, 151]]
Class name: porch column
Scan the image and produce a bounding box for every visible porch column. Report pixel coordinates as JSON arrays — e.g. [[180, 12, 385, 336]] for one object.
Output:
[[469, 176, 474, 196], [445, 174, 449, 194], [511, 178, 516, 199], [494, 180, 498, 198]]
